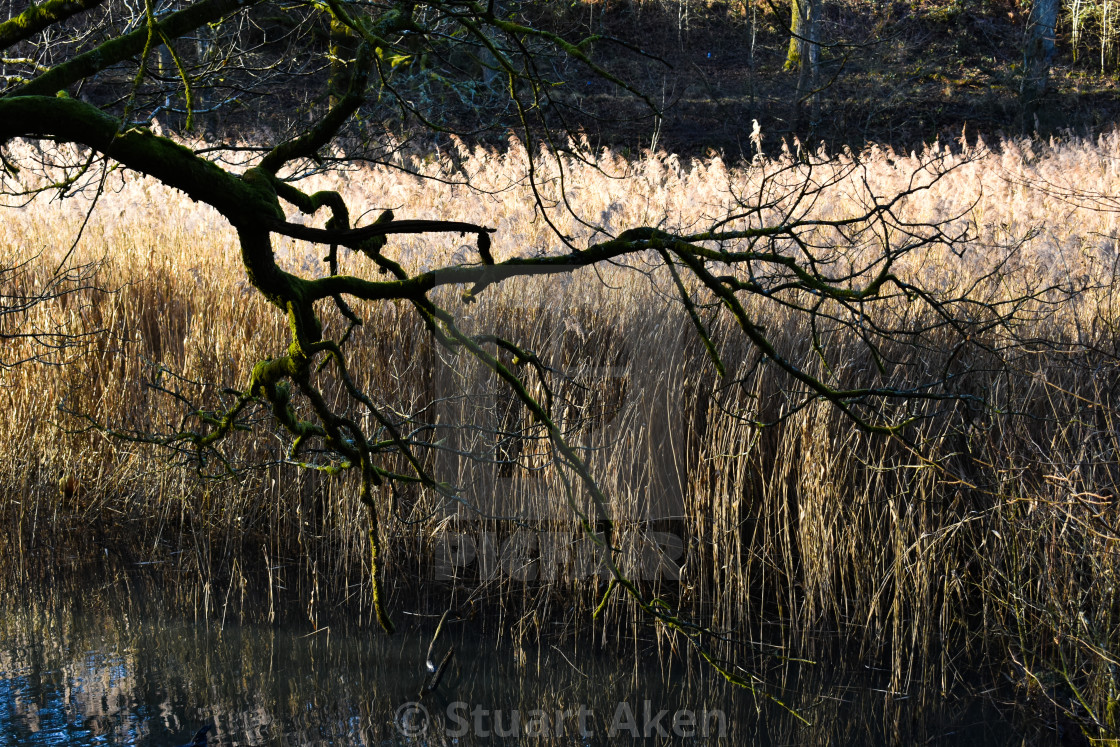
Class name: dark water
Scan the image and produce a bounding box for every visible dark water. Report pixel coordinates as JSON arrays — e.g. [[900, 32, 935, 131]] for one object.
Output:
[[0, 578, 1024, 746]]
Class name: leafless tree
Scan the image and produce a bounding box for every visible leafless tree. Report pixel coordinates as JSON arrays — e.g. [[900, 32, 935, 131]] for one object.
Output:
[[0, 0, 1060, 695]]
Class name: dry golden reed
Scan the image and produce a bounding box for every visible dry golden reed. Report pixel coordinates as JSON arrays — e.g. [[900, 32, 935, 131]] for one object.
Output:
[[4, 130, 1120, 725]]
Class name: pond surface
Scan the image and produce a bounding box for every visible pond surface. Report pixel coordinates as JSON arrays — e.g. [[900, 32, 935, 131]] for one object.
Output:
[[0, 576, 1024, 746]]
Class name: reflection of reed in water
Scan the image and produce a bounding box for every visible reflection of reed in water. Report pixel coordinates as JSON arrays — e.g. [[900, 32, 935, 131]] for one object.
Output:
[[0, 579, 1034, 746]]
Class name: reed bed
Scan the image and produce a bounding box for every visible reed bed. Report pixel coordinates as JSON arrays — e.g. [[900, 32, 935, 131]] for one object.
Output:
[[3, 131, 1120, 731]]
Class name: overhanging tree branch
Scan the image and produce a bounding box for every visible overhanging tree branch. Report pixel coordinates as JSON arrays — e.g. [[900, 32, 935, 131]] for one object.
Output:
[[0, 0, 1044, 710]]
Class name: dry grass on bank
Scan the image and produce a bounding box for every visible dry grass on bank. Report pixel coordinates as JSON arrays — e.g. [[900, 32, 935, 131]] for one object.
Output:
[[4, 132, 1120, 727]]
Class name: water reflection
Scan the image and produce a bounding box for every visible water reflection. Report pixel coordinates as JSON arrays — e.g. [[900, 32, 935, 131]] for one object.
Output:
[[0, 579, 1023, 746]]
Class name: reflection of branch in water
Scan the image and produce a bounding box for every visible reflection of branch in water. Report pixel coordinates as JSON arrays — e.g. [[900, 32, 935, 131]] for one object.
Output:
[[176, 724, 211, 747], [420, 609, 455, 698]]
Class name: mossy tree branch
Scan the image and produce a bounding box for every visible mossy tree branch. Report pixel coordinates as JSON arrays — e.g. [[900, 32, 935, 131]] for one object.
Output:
[[5, 0, 263, 98], [0, 0, 107, 52], [0, 96, 282, 223]]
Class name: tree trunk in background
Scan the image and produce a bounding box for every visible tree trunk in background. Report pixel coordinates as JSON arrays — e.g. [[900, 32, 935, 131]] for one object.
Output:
[[329, 17, 357, 109], [157, 45, 174, 125], [785, 0, 808, 71], [786, 0, 821, 132], [194, 23, 214, 137], [1021, 0, 1058, 131]]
